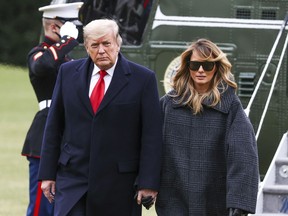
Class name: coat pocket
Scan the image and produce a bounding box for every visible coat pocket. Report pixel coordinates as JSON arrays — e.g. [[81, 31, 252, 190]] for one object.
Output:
[[117, 160, 139, 173], [58, 144, 71, 166]]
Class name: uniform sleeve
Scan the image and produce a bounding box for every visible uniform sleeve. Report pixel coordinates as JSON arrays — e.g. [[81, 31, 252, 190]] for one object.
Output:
[[28, 36, 79, 77], [225, 98, 259, 213]]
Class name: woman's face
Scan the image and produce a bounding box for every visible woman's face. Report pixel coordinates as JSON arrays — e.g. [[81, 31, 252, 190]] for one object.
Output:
[[189, 50, 217, 94]]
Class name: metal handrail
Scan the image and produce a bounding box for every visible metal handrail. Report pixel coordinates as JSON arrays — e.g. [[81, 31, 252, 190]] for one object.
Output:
[[255, 32, 288, 139], [244, 13, 288, 119]]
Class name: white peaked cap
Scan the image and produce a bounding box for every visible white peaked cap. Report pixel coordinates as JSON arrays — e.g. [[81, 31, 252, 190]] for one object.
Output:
[[39, 2, 84, 20]]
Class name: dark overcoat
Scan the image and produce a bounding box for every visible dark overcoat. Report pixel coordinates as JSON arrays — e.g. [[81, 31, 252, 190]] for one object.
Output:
[[156, 87, 259, 216], [38, 53, 163, 216]]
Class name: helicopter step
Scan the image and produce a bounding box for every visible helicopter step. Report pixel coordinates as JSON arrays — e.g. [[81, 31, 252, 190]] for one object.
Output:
[[253, 132, 288, 215]]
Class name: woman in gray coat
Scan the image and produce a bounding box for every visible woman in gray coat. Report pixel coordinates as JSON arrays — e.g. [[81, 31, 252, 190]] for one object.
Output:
[[155, 39, 259, 216]]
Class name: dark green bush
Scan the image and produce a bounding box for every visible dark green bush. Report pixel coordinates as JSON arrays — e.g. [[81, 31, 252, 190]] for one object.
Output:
[[0, 0, 50, 66]]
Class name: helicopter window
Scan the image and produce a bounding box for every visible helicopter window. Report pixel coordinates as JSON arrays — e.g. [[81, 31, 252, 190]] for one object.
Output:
[[50, 0, 67, 3], [238, 72, 255, 98], [79, 0, 153, 45], [236, 8, 251, 19], [261, 9, 277, 20]]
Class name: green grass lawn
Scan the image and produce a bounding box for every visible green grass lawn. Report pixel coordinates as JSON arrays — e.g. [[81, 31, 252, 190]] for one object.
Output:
[[0, 64, 36, 215], [0, 64, 157, 216]]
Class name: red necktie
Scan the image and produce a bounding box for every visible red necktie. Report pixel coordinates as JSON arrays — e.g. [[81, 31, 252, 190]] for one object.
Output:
[[90, 70, 107, 113]]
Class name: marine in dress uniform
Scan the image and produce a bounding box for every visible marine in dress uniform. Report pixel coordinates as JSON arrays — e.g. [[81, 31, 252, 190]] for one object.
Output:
[[21, 2, 83, 216]]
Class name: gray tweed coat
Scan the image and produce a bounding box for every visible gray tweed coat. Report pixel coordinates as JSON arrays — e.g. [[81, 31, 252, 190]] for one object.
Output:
[[155, 86, 259, 216]]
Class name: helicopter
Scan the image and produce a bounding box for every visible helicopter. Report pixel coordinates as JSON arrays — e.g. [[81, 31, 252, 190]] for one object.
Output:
[[48, 0, 288, 178]]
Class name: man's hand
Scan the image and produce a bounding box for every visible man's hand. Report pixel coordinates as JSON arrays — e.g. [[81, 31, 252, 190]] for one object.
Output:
[[135, 189, 158, 209], [41, 180, 56, 203], [60, 21, 79, 39]]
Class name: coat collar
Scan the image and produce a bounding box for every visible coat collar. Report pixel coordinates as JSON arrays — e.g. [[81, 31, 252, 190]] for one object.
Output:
[[74, 53, 130, 116], [97, 53, 130, 113], [171, 85, 236, 114], [202, 86, 236, 114], [42, 36, 57, 47]]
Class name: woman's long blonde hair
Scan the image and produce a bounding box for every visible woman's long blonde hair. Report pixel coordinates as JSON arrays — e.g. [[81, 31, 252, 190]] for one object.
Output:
[[171, 38, 237, 114]]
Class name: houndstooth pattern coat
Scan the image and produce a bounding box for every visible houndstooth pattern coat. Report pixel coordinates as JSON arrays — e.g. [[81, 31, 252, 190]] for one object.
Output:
[[156, 86, 259, 216]]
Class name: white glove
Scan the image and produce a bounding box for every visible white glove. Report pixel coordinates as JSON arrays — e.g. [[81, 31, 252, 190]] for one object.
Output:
[[60, 21, 79, 39]]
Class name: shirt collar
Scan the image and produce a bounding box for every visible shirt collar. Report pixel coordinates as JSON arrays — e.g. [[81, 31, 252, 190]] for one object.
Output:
[[92, 57, 118, 77]]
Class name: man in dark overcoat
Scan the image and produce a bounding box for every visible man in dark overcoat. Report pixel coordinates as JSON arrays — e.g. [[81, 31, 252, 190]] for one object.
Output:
[[38, 19, 163, 216]]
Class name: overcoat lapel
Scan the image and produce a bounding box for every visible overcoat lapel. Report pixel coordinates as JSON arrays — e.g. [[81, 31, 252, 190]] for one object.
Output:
[[96, 54, 130, 113], [73, 54, 130, 115], [74, 57, 95, 115]]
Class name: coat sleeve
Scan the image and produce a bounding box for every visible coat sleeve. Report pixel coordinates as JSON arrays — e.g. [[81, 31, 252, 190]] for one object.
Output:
[[38, 66, 65, 180], [225, 98, 259, 213], [137, 72, 163, 191]]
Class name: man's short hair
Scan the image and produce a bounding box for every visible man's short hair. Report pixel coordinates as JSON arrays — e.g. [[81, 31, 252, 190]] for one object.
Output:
[[83, 19, 123, 46]]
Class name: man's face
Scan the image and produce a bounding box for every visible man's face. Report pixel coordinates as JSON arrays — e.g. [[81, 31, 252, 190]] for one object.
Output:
[[85, 31, 120, 70]]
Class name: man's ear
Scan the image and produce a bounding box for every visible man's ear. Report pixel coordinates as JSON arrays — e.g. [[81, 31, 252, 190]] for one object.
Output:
[[50, 23, 58, 33], [85, 47, 90, 56]]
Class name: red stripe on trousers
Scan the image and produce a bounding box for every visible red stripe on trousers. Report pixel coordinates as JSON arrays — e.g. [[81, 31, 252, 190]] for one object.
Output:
[[143, 0, 149, 8], [33, 182, 42, 216]]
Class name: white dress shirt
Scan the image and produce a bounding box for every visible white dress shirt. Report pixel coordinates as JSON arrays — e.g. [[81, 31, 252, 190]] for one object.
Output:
[[88, 58, 118, 97]]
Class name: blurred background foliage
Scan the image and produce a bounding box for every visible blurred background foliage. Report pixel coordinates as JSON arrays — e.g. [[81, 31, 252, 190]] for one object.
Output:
[[0, 0, 51, 66]]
